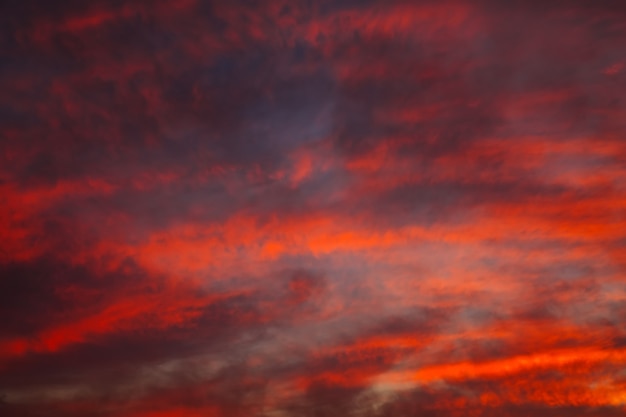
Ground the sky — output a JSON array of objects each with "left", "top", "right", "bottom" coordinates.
[{"left": 1, "top": 0, "right": 625, "bottom": 416}]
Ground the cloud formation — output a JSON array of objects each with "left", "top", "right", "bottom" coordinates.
[{"left": 1, "top": 0, "right": 625, "bottom": 415}]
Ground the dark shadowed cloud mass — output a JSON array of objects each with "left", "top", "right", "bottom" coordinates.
[{"left": 1, "top": 0, "right": 626, "bottom": 415}]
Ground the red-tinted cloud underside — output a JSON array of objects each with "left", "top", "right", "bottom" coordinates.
[{"left": 1, "top": 0, "right": 626, "bottom": 416}]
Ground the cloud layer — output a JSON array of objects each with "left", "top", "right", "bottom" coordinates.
[{"left": 1, "top": 0, "right": 625, "bottom": 415}]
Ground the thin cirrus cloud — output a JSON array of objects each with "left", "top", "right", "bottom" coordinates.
[{"left": 1, "top": 0, "right": 625, "bottom": 416}]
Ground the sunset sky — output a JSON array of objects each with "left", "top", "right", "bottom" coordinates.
[{"left": 1, "top": 0, "right": 626, "bottom": 416}]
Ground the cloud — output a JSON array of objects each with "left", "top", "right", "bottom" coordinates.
[{"left": 1, "top": 0, "right": 625, "bottom": 415}]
